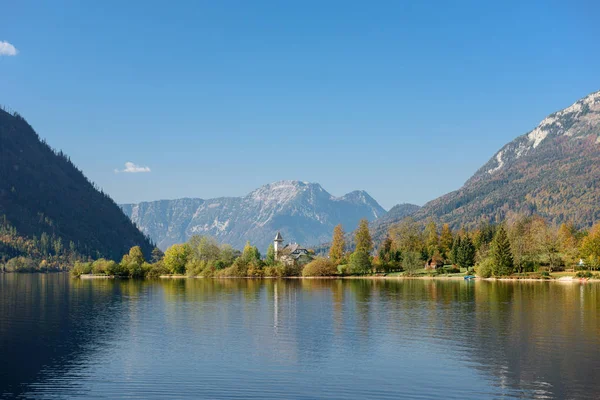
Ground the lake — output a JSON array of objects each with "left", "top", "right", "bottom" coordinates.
[{"left": 1, "top": 274, "right": 599, "bottom": 399}]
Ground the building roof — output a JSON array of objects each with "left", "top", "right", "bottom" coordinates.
[
  {"left": 282, "top": 243, "right": 309, "bottom": 258},
  {"left": 285, "top": 243, "right": 301, "bottom": 253},
  {"left": 274, "top": 232, "right": 283, "bottom": 241}
]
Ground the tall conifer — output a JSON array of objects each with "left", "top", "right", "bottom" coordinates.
[
  {"left": 354, "top": 219, "right": 373, "bottom": 254},
  {"left": 490, "top": 226, "right": 513, "bottom": 276}
]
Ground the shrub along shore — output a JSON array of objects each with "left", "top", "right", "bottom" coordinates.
[
  {"left": 65, "top": 215, "right": 600, "bottom": 281},
  {"left": 4, "top": 212, "right": 600, "bottom": 280}
]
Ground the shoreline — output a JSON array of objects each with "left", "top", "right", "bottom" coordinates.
[
  {"left": 156, "top": 275, "right": 599, "bottom": 282},
  {"left": 5, "top": 272, "right": 596, "bottom": 283}
]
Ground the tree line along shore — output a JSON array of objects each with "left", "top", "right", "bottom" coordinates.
[{"left": 2, "top": 214, "right": 600, "bottom": 280}]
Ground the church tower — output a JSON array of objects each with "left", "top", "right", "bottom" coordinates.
[{"left": 274, "top": 232, "right": 284, "bottom": 259}]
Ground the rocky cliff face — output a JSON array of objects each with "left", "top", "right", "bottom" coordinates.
[{"left": 121, "top": 180, "right": 386, "bottom": 251}]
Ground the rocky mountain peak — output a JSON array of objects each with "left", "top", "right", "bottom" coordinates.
[
  {"left": 121, "top": 181, "right": 386, "bottom": 251},
  {"left": 473, "top": 89, "right": 600, "bottom": 181},
  {"left": 248, "top": 180, "right": 324, "bottom": 202}
]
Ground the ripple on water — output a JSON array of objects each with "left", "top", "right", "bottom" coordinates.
[{"left": 1, "top": 276, "right": 600, "bottom": 399}]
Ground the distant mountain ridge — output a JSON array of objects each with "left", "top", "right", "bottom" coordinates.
[
  {"left": 121, "top": 180, "right": 386, "bottom": 251},
  {"left": 375, "top": 89, "right": 600, "bottom": 234},
  {"left": 0, "top": 108, "right": 154, "bottom": 260}
]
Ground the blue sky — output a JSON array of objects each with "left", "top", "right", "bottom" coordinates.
[{"left": 1, "top": 1, "right": 599, "bottom": 209}]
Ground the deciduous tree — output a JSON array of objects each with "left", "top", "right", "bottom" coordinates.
[
  {"left": 329, "top": 224, "right": 346, "bottom": 265},
  {"left": 439, "top": 224, "right": 453, "bottom": 259},
  {"left": 163, "top": 243, "right": 191, "bottom": 275},
  {"left": 424, "top": 220, "right": 439, "bottom": 257}
]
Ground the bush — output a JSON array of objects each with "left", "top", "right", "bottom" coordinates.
[
  {"left": 185, "top": 259, "right": 207, "bottom": 277},
  {"left": 108, "top": 261, "right": 126, "bottom": 276},
  {"left": 126, "top": 262, "right": 145, "bottom": 278},
  {"left": 247, "top": 263, "right": 264, "bottom": 277},
  {"left": 216, "top": 258, "right": 249, "bottom": 277},
  {"left": 5, "top": 257, "right": 38, "bottom": 273},
  {"left": 443, "top": 266, "right": 460, "bottom": 274},
  {"left": 263, "top": 265, "right": 283, "bottom": 277},
  {"left": 576, "top": 271, "right": 594, "bottom": 279},
  {"left": 71, "top": 261, "right": 93, "bottom": 277},
  {"left": 262, "top": 263, "right": 302, "bottom": 277},
  {"left": 349, "top": 251, "right": 372, "bottom": 275},
  {"left": 302, "top": 258, "right": 337, "bottom": 277},
  {"left": 91, "top": 259, "right": 117, "bottom": 275},
  {"left": 337, "top": 264, "right": 349, "bottom": 276},
  {"left": 145, "top": 262, "right": 169, "bottom": 278},
  {"left": 475, "top": 257, "right": 493, "bottom": 278},
  {"left": 402, "top": 251, "right": 422, "bottom": 276},
  {"left": 280, "top": 263, "right": 302, "bottom": 277},
  {"left": 200, "top": 264, "right": 216, "bottom": 278}
]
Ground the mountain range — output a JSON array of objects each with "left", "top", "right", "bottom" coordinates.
[
  {"left": 2, "top": 89, "right": 598, "bottom": 261},
  {"left": 124, "top": 90, "right": 600, "bottom": 251},
  {"left": 121, "top": 181, "right": 387, "bottom": 251}
]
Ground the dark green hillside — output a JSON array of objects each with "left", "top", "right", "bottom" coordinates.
[{"left": 0, "top": 107, "right": 153, "bottom": 261}]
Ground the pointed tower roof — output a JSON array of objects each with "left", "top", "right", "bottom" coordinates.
[{"left": 274, "top": 232, "right": 283, "bottom": 241}]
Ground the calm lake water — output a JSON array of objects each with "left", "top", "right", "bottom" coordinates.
[{"left": 1, "top": 274, "right": 599, "bottom": 399}]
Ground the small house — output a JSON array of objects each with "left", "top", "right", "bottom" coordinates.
[{"left": 425, "top": 256, "right": 444, "bottom": 270}]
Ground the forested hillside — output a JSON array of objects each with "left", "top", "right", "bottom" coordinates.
[
  {"left": 375, "top": 90, "right": 600, "bottom": 235},
  {"left": 0, "top": 107, "right": 154, "bottom": 263}
]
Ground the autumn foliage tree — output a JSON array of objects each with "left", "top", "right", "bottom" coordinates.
[
  {"left": 439, "top": 224, "right": 454, "bottom": 260},
  {"left": 329, "top": 224, "right": 346, "bottom": 265},
  {"left": 580, "top": 222, "right": 600, "bottom": 269}
]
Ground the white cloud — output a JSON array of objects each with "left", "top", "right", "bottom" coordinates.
[
  {"left": 115, "top": 162, "right": 151, "bottom": 173},
  {"left": 0, "top": 41, "right": 18, "bottom": 56}
]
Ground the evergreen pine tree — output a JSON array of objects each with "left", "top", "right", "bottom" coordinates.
[
  {"left": 490, "top": 226, "right": 514, "bottom": 276},
  {"left": 354, "top": 219, "right": 373, "bottom": 254},
  {"left": 457, "top": 236, "right": 475, "bottom": 270},
  {"left": 378, "top": 235, "right": 393, "bottom": 264},
  {"left": 451, "top": 236, "right": 461, "bottom": 265},
  {"left": 266, "top": 243, "right": 275, "bottom": 266}
]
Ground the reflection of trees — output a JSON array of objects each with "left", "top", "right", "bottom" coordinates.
[
  {"left": 3, "top": 275, "right": 599, "bottom": 399},
  {"left": 0, "top": 273, "right": 136, "bottom": 398},
  {"left": 468, "top": 281, "right": 600, "bottom": 398},
  {"left": 272, "top": 278, "right": 600, "bottom": 398}
]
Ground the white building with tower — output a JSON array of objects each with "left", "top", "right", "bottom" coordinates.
[{"left": 273, "top": 232, "right": 311, "bottom": 265}]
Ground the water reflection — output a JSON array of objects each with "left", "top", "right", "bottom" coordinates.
[{"left": 1, "top": 275, "right": 599, "bottom": 399}]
